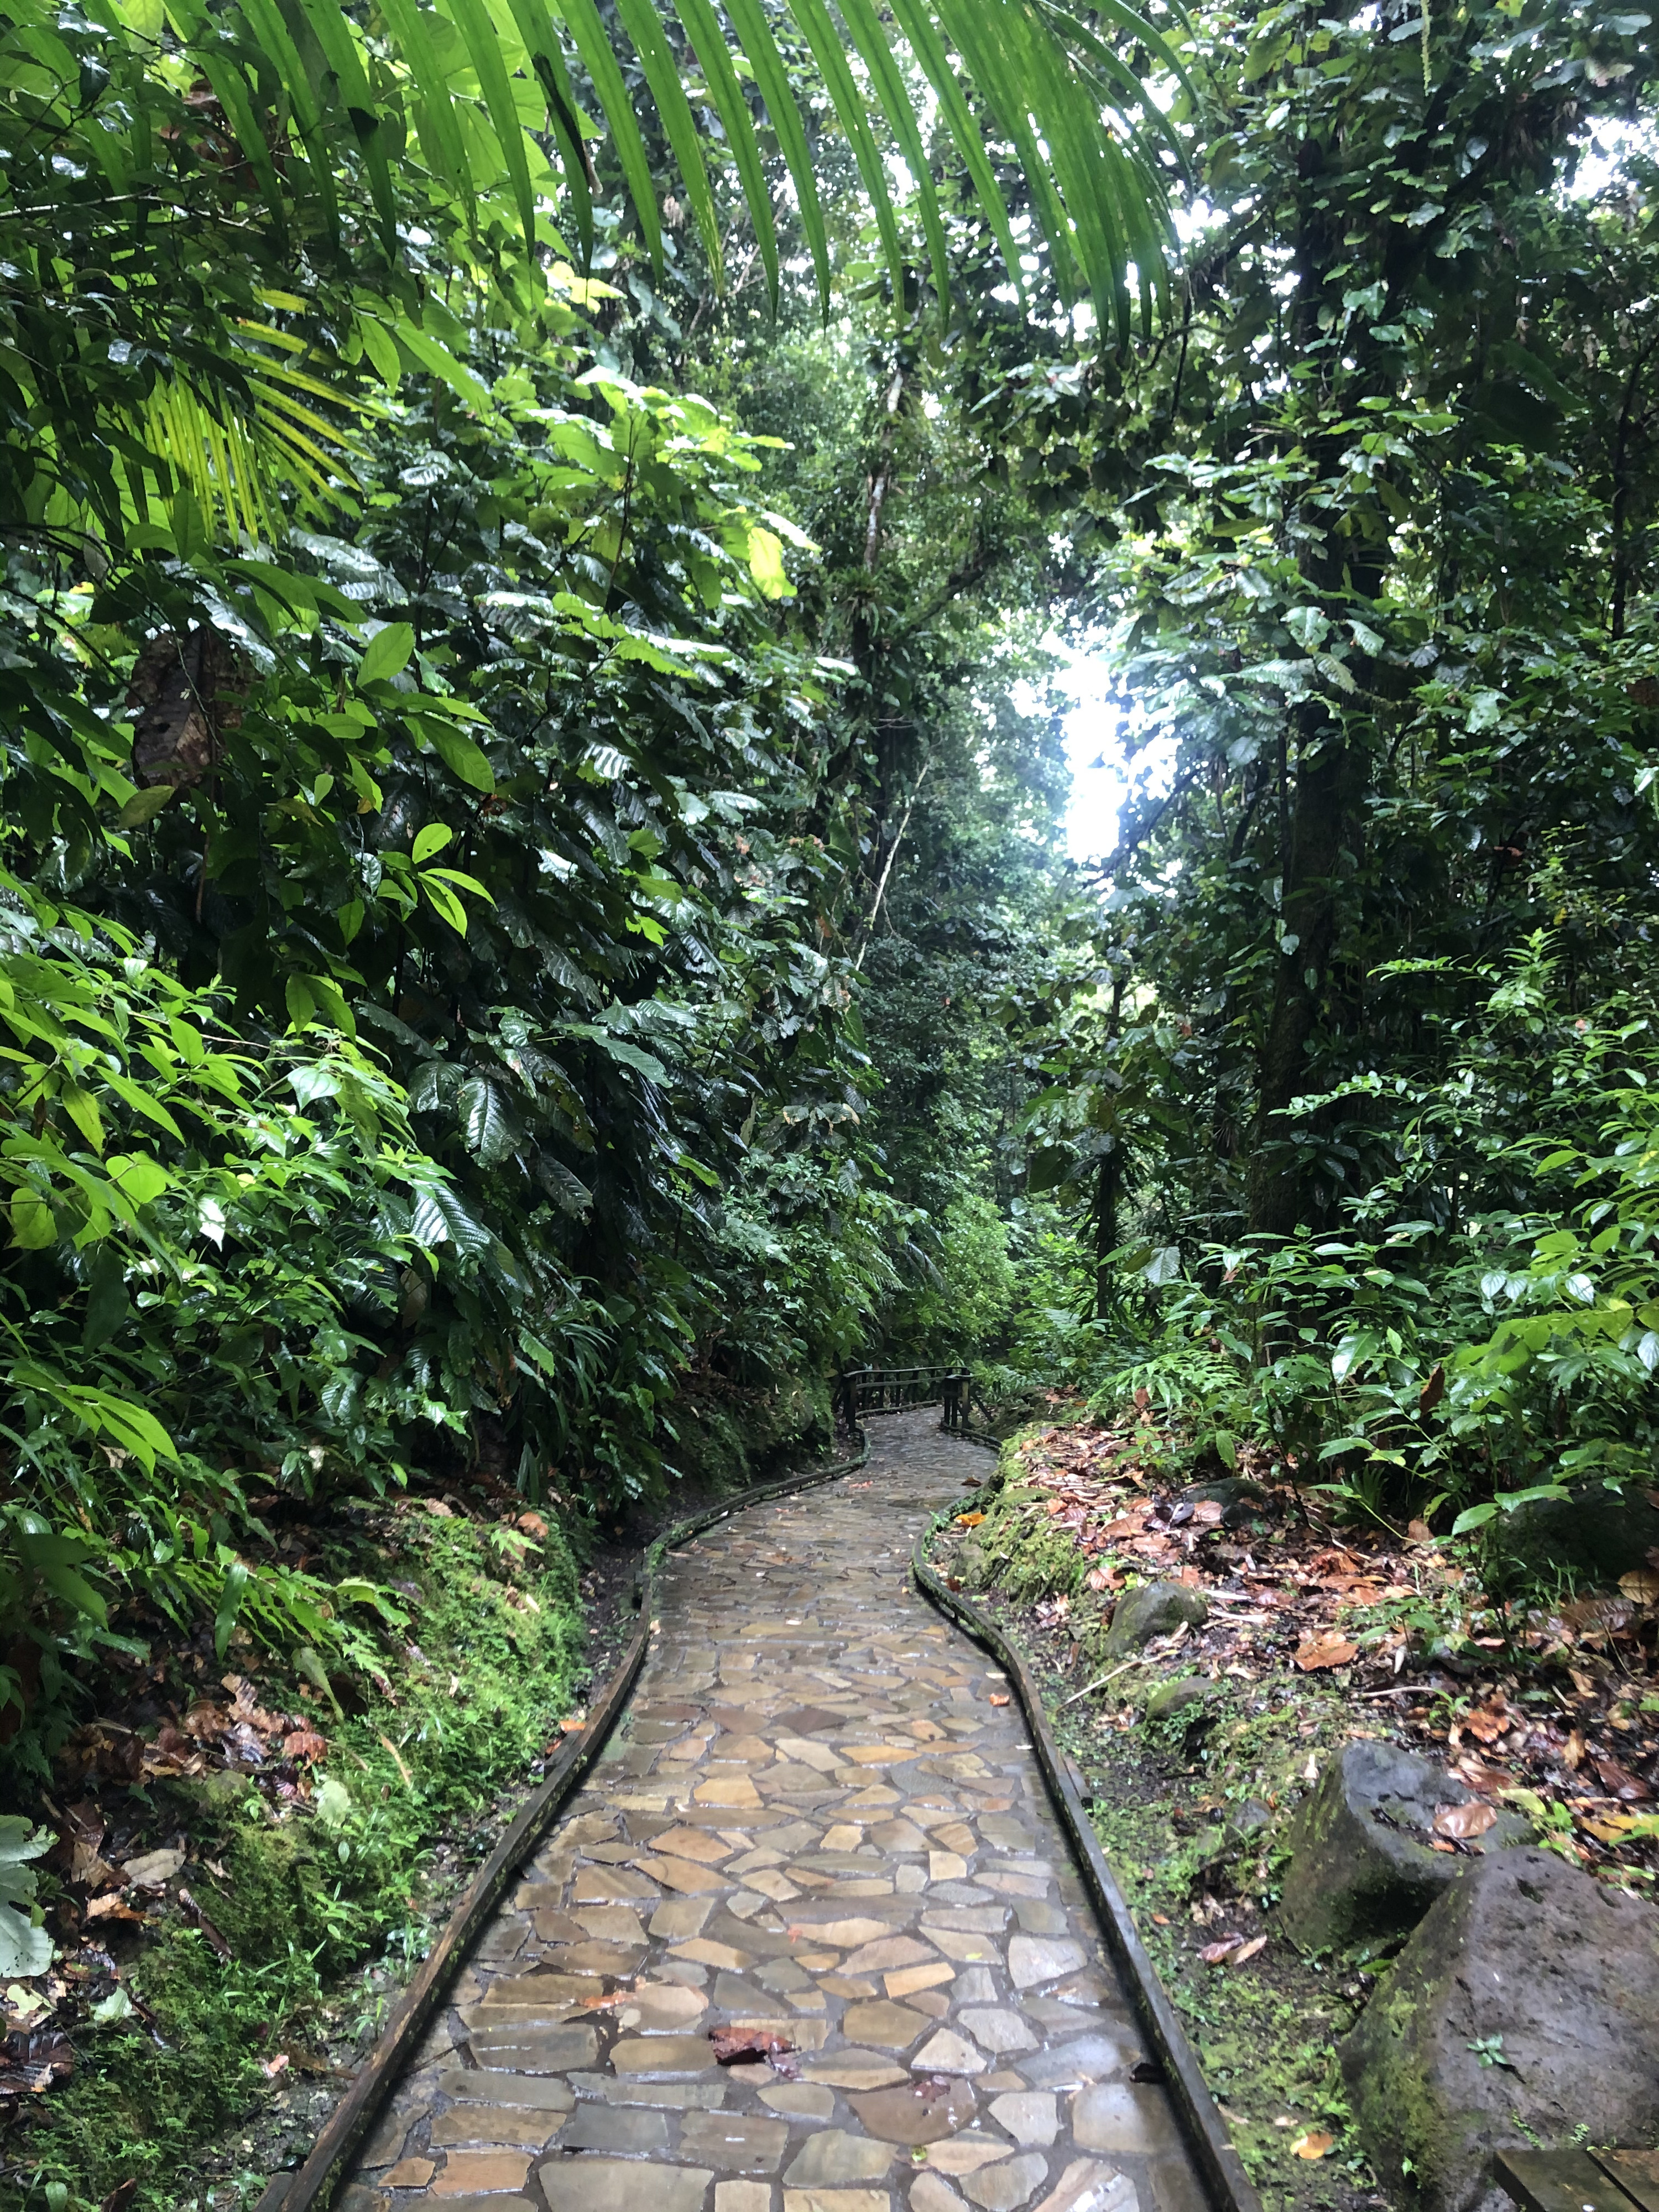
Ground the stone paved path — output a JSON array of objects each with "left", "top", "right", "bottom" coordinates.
[{"left": 341, "top": 1410, "right": 1202, "bottom": 2212}]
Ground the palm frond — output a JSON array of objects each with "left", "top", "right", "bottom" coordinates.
[{"left": 156, "top": 0, "right": 1181, "bottom": 327}]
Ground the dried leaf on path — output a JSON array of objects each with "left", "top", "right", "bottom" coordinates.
[
  {"left": 709, "top": 2027, "right": 793, "bottom": 2065},
  {"left": 1618, "top": 1568, "right": 1659, "bottom": 1605},
  {"left": 989, "top": 1694, "right": 1010, "bottom": 1708},
  {"left": 1293, "top": 1632, "right": 1358, "bottom": 1671},
  {"left": 1229, "top": 1934, "right": 1267, "bottom": 1966}
]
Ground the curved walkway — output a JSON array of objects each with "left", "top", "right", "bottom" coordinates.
[{"left": 340, "top": 1410, "right": 1203, "bottom": 2212}]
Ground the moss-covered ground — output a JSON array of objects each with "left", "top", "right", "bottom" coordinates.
[{"left": 2, "top": 1504, "right": 586, "bottom": 2212}]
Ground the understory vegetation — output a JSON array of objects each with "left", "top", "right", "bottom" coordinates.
[{"left": 3, "top": 0, "right": 1659, "bottom": 2197}]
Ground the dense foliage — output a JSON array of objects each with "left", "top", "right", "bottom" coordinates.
[{"left": 1004, "top": 0, "right": 1659, "bottom": 1561}]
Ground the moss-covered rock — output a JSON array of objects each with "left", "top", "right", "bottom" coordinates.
[
  {"left": 1142, "top": 1674, "right": 1215, "bottom": 1728},
  {"left": 1493, "top": 1482, "right": 1659, "bottom": 1589},
  {"left": 1101, "top": 1579, "right": 1208, "bottom": 1657},
  {"left": 1278, "top": 1740, "right": 1529, "bottom": 1954},
  {"left": 1340, "top": 1846, "right": 1659, "bottom": 2212}
]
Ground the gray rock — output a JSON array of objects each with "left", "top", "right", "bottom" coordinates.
[
  {"left": 1340, "top": 1846, "right": 1659, "bottom": 2212},
  {"left": 1141, "top": 1677, "right": 1214, "bottom": 1729},
  {"left": 1278, "top": 1741, "right": 1528, "bottom": 1953},
  {"left": 1100, "top": 1583, "right": 1208, "bottom": 1659},
  {"left": 1495, "top": 1481, "right": 1659, "bottom": 1585},
  {"left": 1175, "top": 1477, "right": 1265, "bottom": 1528}
]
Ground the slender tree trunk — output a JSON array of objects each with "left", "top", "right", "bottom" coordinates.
[
  {"left": 1248, "top": 708, "right": 1359, "bottom": 1235},
  {"left": 1092, "top": 1148, "right": 1121, "bottom": 1321}
]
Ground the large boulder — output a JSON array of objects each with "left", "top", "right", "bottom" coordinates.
[
  {"left": 1100, "top": 1580, "right": 1208, "bottom": 1658},
  {"left": 1278, "top": 1741, "right": 1529, "bottom": 1953},
  {"left": 1340, "top": 1846, "right": 1659, "bottom": 2212}
]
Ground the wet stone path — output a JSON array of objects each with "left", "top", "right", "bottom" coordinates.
[{"left": 341, "top": 1411, "right": 1202, "bottom": 2212}]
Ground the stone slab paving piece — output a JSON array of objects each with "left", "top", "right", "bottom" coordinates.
[
  {"left": 784, "top": 2193, "right": 893, "bottom": 2212},
  {"left": 431, "top": 2150, "right": 531, "bottom": 2194},
  {"left": 557, "top": 2101, "right": 672, "bottom": 2151},
  {"left": 339, "top": 1412, "right": 1197, "bottom": 2212},
  {"left": 914, "top": 2177, "right": 972, "bottom": 2212},
  {"left": 1034, "top": 2162, "right": 1139, "bottom": 2212},
  {"left": 962, "top": 2152, "right": 1052, "bottom": 2211},
  {"left": 717, "top": 2186, "right": 773, "bottom": 2212},
  {"left": 785, "top": 2132, "right": 896, "bottom": 2185},
  {"left": 989, "top": 2093, "right": 1059, "bottom": 2147},
  {"left": 540, "top": 2159, "right": 713, "bottom": 2212},
  {"left": 679, "top": 2110, "right": 791, "bottom": 2171},
  {"left": 926, "top": 2134, "right": 1021, "bottom": 2176},
  {"left": 850, "top": 2078, "right": 977, "bottom": 2145},
  {"left": 1071, "top": 2085, "right": 1182, "bottom": 2155},
  {"left": 428, "top": 2108, "right": 557, "bottom": 2150}
]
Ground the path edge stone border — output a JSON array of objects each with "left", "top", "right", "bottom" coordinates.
[
  {"left": 911, "top": 1493, "right": 1265, "bottom": 2212},
  {"left": 255, "top": 1431, "right": 871, "bottom": 2212}
]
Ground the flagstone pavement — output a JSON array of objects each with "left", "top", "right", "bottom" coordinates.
[{"left": 338, "top": 1409, "right": 1206, "bottom": 2212}]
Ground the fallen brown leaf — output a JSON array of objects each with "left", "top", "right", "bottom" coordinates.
[
  {"left": 1592, "top": 1750, "right": 1653, "bottom": 1802},
  {"left": 1293, "top": 1633, "right": 1359, "bottom": 1672},
  {"left": 1198, "top": 1934, "right": 1246, "bottom": 1965},
  {"left": 0, "top": 2029, "right": 74, "bottom": 2098},
  {"left": 1462, "top": 1703, "right": 1510, "bottom": 1745},
  {"left": 1434, "top": 1801, "right": 1498, "bottom": 1840},
  {"left": 1618, "top": 1567, "right": 1659, "bottom": 1606},
  {"left": 709, "top": 2027, "right": 793, "bottom": 2065},
  {"left": 1293, "top": 2132, "right": 1335, "bottom": 2160},
  {"left": 988, "top": 1694, "right": 1010, "bottom": 1708},
  {"left": 282, "top": 1729, "right": 327, "bottom": 1765},
  {"left": 1563, "top": 1730, "right": 1585, "bottom": 1770},
  {"left": 1228, "top": 1934, "right": 1267, "bottom": 1966},
  {"left": 84, "top": 1894, "right": 144, "bottom": 1924}
]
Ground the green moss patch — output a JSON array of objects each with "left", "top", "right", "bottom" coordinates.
[{"left": 1, "top": 1506, "right": 583, "bottom": 2212}]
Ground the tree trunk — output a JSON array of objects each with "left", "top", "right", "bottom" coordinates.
[{"left": 1248, "top": 708, "right": 1359, "bottom": 1237}]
